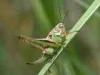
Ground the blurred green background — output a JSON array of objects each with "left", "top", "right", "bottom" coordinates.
[{"left": 0, "top": 0, "right": 100, "bottom": 75}]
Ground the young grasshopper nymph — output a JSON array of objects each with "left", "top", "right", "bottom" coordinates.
[{"left": 18, "top": 23, "right": 67, "bottom": 64}]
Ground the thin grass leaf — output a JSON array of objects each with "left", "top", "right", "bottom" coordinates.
[
  {"left": 75, "top": 0, "right": 100, "bottom": 17},
  {"left": 38, "top": 0, "right": 100, "bottom": 75}
]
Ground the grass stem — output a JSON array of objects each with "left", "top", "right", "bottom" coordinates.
[{"left": 38, "top": 0, "right": 100, "bottom": 75}]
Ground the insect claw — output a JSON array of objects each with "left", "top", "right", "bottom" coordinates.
[
  {"left": 26, "top": 62, "right": 35, "bottom": 65},
  {"left": 26, "top": 62, "right": 32, "bottom": 65}
]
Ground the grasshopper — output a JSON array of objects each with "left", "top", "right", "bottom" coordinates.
[{"left": 18, "top": 23, "right": 67, "bottom": 64}]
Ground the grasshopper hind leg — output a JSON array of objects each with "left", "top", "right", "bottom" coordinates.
[{"left": 26, "top": 54, "right": 48, "bottom": 65}]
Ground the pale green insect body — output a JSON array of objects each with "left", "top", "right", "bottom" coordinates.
[
  {"left": 18, "top": 23, "right": 67, "bottom": 64},
  {"left": 51, "top": 34, "right": 62, "bottom": 43},
  {"left": 43, "top": 35, "right": 64, "bottom": 55}
]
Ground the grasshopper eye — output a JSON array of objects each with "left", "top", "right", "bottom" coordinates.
[{"left": 48, "top": 34, "right": 52, "bottom": 38}]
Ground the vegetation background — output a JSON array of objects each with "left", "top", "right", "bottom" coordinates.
[{"left": 0, "top": 0, "right": 100, "bottom": 75}]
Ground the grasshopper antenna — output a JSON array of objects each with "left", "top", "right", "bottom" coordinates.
[
  {"left": 56, "top": 0, "right": 68, "bottom": 24},
  {"left": 58, "top": 8, "right": 64, "bottom": 23}
]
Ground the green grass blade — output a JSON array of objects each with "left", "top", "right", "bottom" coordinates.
[{"left": 38, "top": 0, "right": 100, "bottom": 75}]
